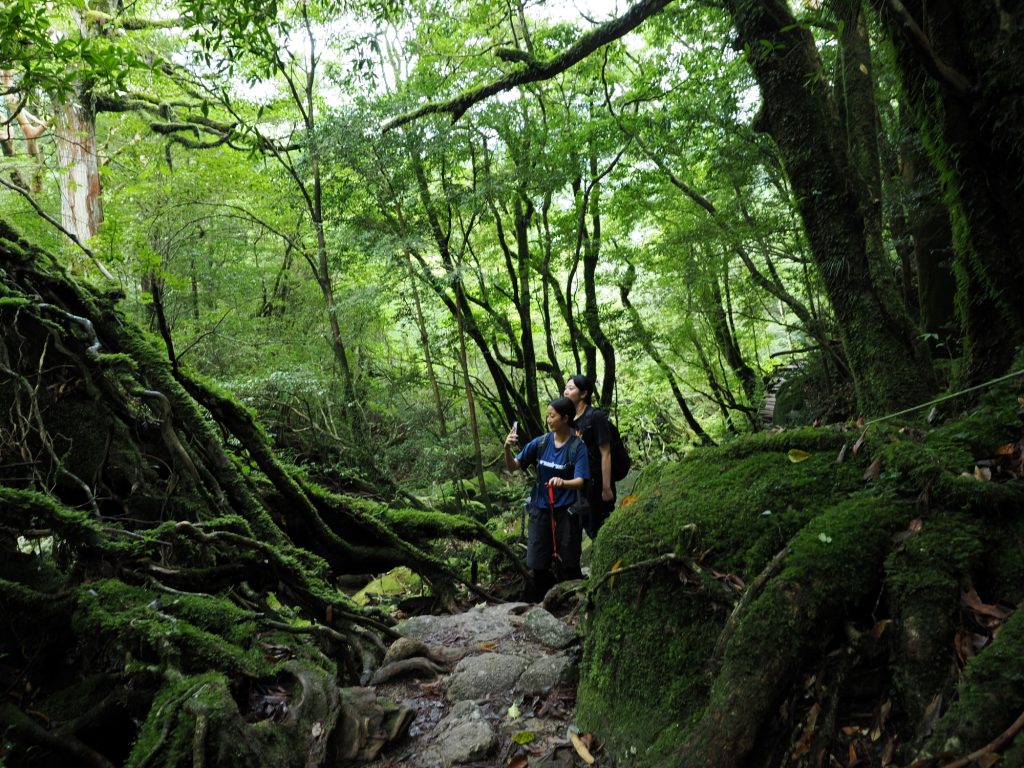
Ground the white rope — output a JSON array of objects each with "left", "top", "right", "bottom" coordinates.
[{"left": 864, "top": 367, "right": 1024, "bottom": 427}]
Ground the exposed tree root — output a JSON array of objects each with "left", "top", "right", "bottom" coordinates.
[{"left": 0, "top": 221, "right": 526, "bottom": 766}]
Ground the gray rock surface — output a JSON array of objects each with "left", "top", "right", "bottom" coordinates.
[
  {"left": 516, "top": 652, "right": 578, "bottom": 695},
  {"left": 446, "top": 652, "right": 529, "bottom": 701},
  {"left": 436, "top": 701, "right": 496, "bottom": 764},
  {"left": 396, "top": 602, "right": 527, "bottom": 645},
  {"left": 522, "top": 607, "right": 578, "bottom": 649},
  {"left": 364, "top": 601, "right": 584, "bottom": 768}
]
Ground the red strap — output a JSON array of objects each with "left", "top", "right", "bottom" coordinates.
[{"left": 547, "top": 482, "right": 560, "bottom": 562}]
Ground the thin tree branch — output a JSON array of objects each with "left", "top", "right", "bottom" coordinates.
[
  {"left": 884, "top": 0, "right": 973, "bottom": 97},
  {"left": 0, "top": 177, "right": 114, "bottom": 279}
]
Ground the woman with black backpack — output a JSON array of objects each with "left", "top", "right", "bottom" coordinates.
[
  {"left": 503, "top": 397, "right": 590, "bottom": 602},
  {"left": 563, "top": 375, "right": 617, "bottom": 539}
]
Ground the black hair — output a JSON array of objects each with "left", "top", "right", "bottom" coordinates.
[
  {"left": 549, "top": 396, "right": 577, "bottom": 427},
  {"left": 569, "top": 374, "right": 595, "bottom": 405}
]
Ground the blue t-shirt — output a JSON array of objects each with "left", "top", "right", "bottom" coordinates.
[{"left": 516, "top": 433, "right": 590, "bottom": 508}]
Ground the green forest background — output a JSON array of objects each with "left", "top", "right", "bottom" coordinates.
[{"left": 4, "top": 0, "right": 1024, "bottom": 766}]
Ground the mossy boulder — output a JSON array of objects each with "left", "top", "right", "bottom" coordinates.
[{"left": 576, "top": 388, "right": 1024, "bottom": 767}]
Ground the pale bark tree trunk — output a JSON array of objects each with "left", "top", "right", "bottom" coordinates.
[
  {"left": 54, "top": 11, "right": 104, "bottom": 243},
  {"left": 407, "top": 255, "right": 448, "bottom": 437}
]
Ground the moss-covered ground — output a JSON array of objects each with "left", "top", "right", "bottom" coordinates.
[{"left": 577, "top": 376, "right": 1024, "bottom": 767}]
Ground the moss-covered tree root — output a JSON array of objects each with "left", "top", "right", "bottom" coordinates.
[
  {"left": 0, "top": 220, "right": 523, "bottom": 766},
  {"left": 577, "top": 383, "right": 1024, "bottom": 767}
]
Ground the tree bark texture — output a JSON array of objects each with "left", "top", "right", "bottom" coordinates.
[
  {"left": 725, "top": 0, "right": 933, "bottom": 414},
  {"left": 878, "top": 0, "right": 1024, "bottom": 382}
]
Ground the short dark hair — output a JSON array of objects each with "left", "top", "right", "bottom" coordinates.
[
  {"left": 569, "top": 374, "right": 595, "bottom": 404},
  {"left": 549, "top": 396, "right": 577, "bottom": 426}
]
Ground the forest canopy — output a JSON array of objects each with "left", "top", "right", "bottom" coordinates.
[{"left": 2, "top": 0, "right": 1024, "bottom": 766}]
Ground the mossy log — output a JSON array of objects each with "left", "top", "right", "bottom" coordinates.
[
  {"left": 577, "top": 386, "right": 1024, "bottom": 767},
  {"left": 0, "top": 221, "right": 517, "bottom": 766}
]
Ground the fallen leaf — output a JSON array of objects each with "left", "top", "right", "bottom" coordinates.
[
  {"left": 788, "top": 448, "right": 812, "bottom": 463},
  {"left": 995, "top": 443, "right": 1017, "bottom": 455},
  {"left": 871, "top": 699, "right": 892, "bottom": 741},
  {"left": 513, "top": 731, "right": 536, "bottom": 745},
  {"left": 507, "top": 701, "right": 522, "bottom": 720},
  {"left": 863, "top": 458, "right": 882, "bottom": 479},
  {"left": 609, "top": 559, "right": 623, "bottom": 589},
  {"left": 569, "top": 731, "right": 596, "bottom": 765},
  {"left": 973, "top": 465, "right": 992, "bottom": 481},
  {"left": 922, "top": 693, "right": 943, "bottom": 736},
  {"left": 961, "top": 588, "right": 1010, "bottom": 620},
  {"left": 479, "top": 641, "right": 498, "bottom": 651},
  {"left": 871, "top": 620, "right": 892, "bottom": 640},
  {"left": 859, "top": 63, "right": 869, "bottom": 74},
  {"left": 882, "top": 737, "right": 896, "bottom": 766},
  {"left": 619, "top": 494, "right": 638, "bottom": 507},
  {"left": 892, "top": 519, "right": 924, "bottom": 544},
  {"left": 837, "top": 443, "right": 848, "bottom": 463},
  {"left": 853, "top": 431, "right": 867, "bottom": 454},
  {"left": 508, "top": 756, "right": 529, "bottom": 768},
  {"left": 849, "top": 741, "right": 860, "bottom": 766},
  {"left": 955, "top": 630, "right": 975, "bottom": 664}
]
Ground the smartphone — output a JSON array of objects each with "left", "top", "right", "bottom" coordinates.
[{"left": 511, "top": 421, "right": 518, "bottom": 434}]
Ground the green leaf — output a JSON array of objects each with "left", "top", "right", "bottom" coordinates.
[{"left": 787, "top": 449, "right": 812, "bottom": 463}]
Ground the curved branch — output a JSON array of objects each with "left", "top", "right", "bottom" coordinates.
[{"left": 382, "top": 0, "right": 676, "bottom": 130}]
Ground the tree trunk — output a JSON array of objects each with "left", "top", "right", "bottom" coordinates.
[
  {"left": 878, "top": 0, "right": 1024, "bottom": 382},
  {"left": 407, "top": 255, "right": 448, "bottom": 437},
  {"left": 54, "top": 10, "right": 105, "bottom": 243},
  {"left": 514, "top": 194, "right": 540, "bottom": 420},
  {"left": 582, "top": 153, "right": 616, "bottom": 408},
  {"left": 900, "top": 118, "right": 956, "bottom": 347},
  {"left": 724, "top": 0, "right": 933, "bottom": 414},
  {"left": 55, "top": 96, "right": 102, "bottom": 242}
]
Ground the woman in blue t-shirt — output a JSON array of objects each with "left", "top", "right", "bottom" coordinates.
[{"left": 503, "top": 397, "right": 590, "bottom": 601}]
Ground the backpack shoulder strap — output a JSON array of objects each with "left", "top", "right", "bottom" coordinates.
[{"left": 570, "top": 435, "right": 585, "bottom": 465}]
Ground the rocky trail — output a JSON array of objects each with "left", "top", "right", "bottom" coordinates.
[{"left": 357, "top": 593, "right": 600, "bottom": 768}]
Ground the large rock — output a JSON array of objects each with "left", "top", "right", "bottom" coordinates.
[
  {"left": 522, "top": 607, "right": 578, "bottom": 649},
  {"left": 446, "top": 653, "right": 529, "bottom": 701},
  {"left": 516, "top": 652, "right": 578, "bottom": 695},
  {"left": 436, "top": 700, "right": 497, "bottom": 764},
  {"left": 397, "top": 602, "right": 526, "bottom": 646}
]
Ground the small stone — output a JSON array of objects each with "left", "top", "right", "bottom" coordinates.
[
  {"left": 438, "top": 719, "right": 497, "bottom": 764},
  {"left": 522, "top": 608, "right": 578, "bottom": 649},
  {"left": 516, "top": 653, "right": 578, "bottom": 695}
]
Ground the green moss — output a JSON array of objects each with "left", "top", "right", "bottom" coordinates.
[
  {"left": 590, "top": 429, "right": 862, "bottom": 581},
  {"left": 986, "top": 512, "right": 1024, "bottom": 604},
  {"left": 0, "top": 296, "right": 33, "bottom": 309},
  {"left": 578, "top": 429, "right": 876, "bottom": 763},
  {"left": 927, "top": 608, "right": 1024, "bottom": 757},
  {"left": 127, "top": 672, "right": 224, "bottom": 768},
  {"left": 73, "top": 579, "right": 273, "bottom": 677}
]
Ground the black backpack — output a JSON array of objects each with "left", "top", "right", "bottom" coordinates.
[
  {"left": 608, "top": 420, "right": 631, "bottom": 482},
  {"left": 577, "top": 407, "right": 631, "bottom": 483}
]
